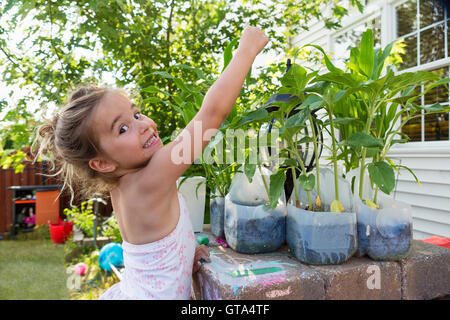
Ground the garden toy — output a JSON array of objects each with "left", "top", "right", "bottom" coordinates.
[
  {"left": 196, "top": 235, "right": 209, "bottom": 246},
  {"left": 74, "top": 262, "right": 88, "bottom": 276},
  {"left": 99, "top": 243, "right": 124, "bottom": 272}
]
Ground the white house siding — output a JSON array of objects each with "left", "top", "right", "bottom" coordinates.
[
  {"left": 292, "top": 0, "right": 450, "bottom": 240},
  {"left": 388, "top": 144, "right": 450, "bottom": 239}
]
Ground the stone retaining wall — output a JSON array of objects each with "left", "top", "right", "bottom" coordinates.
[{"left": 192, "top": 227, "right": 450, "bottom": 300}]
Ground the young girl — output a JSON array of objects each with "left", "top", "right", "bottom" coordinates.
[{"left": 34, "top": 26, "right": 268, "bottom": 299}]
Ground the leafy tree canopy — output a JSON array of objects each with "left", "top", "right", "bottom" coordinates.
[{"left": 0, "top": 0, "right": 363, "bottom": 172}]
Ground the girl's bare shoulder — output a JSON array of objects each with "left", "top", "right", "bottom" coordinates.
[{"left": 111, "top": 174, "right": 179, "bottom": 244}]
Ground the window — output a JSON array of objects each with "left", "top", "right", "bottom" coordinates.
[{"left": 396, "top": 0, "right": 450, "bottom": 142}]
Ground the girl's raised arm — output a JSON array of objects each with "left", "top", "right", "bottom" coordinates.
[{"left": 140, "top": 26, "right": 268, "bottom": 192}]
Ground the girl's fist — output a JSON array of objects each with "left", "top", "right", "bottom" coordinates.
[
  {"left": 237, "top": 25, "right": 269, "bottom": 57},
  {"left": 193, "top": 244, "right": 210, "bottom": 274}
]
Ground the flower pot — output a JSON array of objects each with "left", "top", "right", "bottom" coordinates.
[
  {"left": 286, "top": 205, "right": 357, "bottom": 265},
  {"left": 355, "top": 197, "right": 412, "bottom": 261},
  {"left": 210, "top": 196, "right": 225, "bottom": 238},
  {"left": 177, "top": 176, "right": 206, "bottom": 232},
  {"left": 224, "top": 194, "right": 286, "bottom": 254},
  {"left": 286, "top": 167, "right": 357, "bottom": 264}
]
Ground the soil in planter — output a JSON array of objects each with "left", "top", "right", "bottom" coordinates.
[
  {"left": 357, "top": 221, "right": 412, "bottom": 260},
  {"left": 286, "top": 206, "right": 357, "bottom": 265},
  {"left": 224, "top": 193, "right": 286, "bottom": 254},
  {"left": 356, "top": 198, "right": 413, "bottom": 261},
  {"left": 227, "top": 213, "right": 285, "bottom": 254}
]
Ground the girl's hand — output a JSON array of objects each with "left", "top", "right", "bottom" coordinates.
[
  {"left": 237, "top": 25, "right": 269, "bottom": 58},
  {"left": 193, "top": 244, "right": 211, "bottom": 274}
]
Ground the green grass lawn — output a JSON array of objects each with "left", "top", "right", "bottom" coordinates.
[{"left": 0, "top": 239, "right": 70, "bottom": 300}]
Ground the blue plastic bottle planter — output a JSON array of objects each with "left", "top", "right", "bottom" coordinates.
[
  {"left": 224, "top": 194, "right": 286, "bottom": 254},
  {"left": 210, "top": 196, "right": 225, "bottom": 238},
  {"left": 355, "top": 198, "right": 412, "bottom": 261},
  {"left": 286, "top": 205, "right": 357, "bottom": 265}
]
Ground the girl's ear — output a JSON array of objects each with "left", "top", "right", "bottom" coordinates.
[{"left": 88, "top": 157, "right": 116, "bottom": 173}]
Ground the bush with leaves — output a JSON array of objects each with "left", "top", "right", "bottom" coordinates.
[{"left": 64, "top": 200, "right": 100, "bottom": 238}]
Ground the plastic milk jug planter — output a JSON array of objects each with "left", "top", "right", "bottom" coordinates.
[
  {"left": 224, "top": 169, "right": 286, "bottom": 254},
  {"left": 177, "top": 176, "right": 206, "bottom": 232},
  {"left": 286, "top": 168, "right": 357, "bottom": 265},
  {"left": 210, "top": 195, "right": 225, "bottom": 238},
  {"left": 224, "top": 194, "right": 286, "bottom": 254},
  {"left": 355, "top": 197, "right": 413, "bottom": 261}
]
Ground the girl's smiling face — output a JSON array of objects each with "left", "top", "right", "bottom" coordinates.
[{"left": 88, "top": 91, "right": 162, "bottom": 176}]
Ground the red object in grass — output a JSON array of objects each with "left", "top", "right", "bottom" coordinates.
[
  {"left": 419, "top": 236, "right": 450, "bottom": 249},
  {"left": 48, "top": 218, "right": 73, "bottom": 244}
]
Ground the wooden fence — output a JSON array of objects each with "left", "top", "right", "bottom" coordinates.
[{"left": 0, "top": 161, "right": 112, "bottom": 238}]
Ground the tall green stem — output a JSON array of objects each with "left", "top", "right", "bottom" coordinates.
[
  {"left": 290, "top": 140, "right": 312, "bottom": 208},
  {"left": 292, "top": 167, "right": 300, "bottom": 207},
  {"left": 373, "top": 186, "right": 379, "bottom": 204},
  {"left": 258, "top": 164, "right": 270, "bottom": 201},
  {"left": 327, "top": 108, "right": 339, "bottom": 201},
  {"left": 359, "top": 113, "right": 374, "bottom": 200}
]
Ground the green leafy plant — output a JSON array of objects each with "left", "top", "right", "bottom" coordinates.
[
  {"left": 260, "top": 63, "right": 326, "bottom": 211},
  {"left": 308, "top": 29, "right": 450, "bottom": 205},
  {"left": 64, "top": 200, "right": 99, "bottom": 238},
  {"left": 101, "top": 215, "right": 122, "bottom": 243}
]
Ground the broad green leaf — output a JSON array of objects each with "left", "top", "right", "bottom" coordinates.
[
  {"left": 229, "top": 108, "right": 269, "bottom": 129},
  {"left": 344, "top": 132, "right": 383, "bottom": 149},
  {"left": 368, "top": 161, "right": 396, "bottom": 194},
  {"left": 280, "top": 109, "right": 309, "bottom": 139},
  {"left": 142, "top": 85, "right": 169, "bottom": 96},
  {"left": 203, "top": 130, "right": 225, "bottom": 164},
  {"left": 316, "top": 72, "right": 359, "bottom": 88},
  {"left": 152, "top": 71, "right": 173, "bottom": 79},
  {"left": 371, "top": 40, "right": 395, "bottom": 79},
  {"left": 298, "top": 173, "right": 315, "bottom": 191},
  {"left": 269, "top": 170, "right": 287, "bottom": 209},
  {"left": 360, "top": 29, "right": 374, "bottom": 79},
  {"left": 244, "top": 163, "right": 257, "bottom": 183},
  {"left": 281, "top": 64, "right": 307, "bottom": 90},
  {"left": 223, "top": 38, "right": 239, "bottom": 72},
  {"left": 417, "top": 102, "right": 447, "bottom": 113},
  {"left": 296, "top": 94, "right": 322, "bottom": 110},
  {"left": 281, "top": 158, "right": 298, "bottom": 167},
  {"left": 173, "top": 78, "right": 192, "bottom": 93},
  {"left": 302, "top": 44, "right": 343, "bottom": 73},
  {"left": 422, "top": 77, "right": 450, "bottom": 96}
]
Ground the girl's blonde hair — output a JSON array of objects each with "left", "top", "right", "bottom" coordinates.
[{"left": 33, "top": 84, "right": 126, "bottom": 205}]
